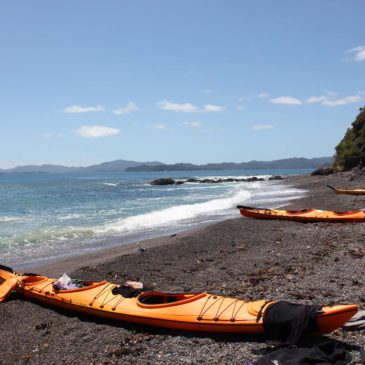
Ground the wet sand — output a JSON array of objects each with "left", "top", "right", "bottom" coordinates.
[{"left": 0, "top": 173, "right": 364, "bottom": 364}]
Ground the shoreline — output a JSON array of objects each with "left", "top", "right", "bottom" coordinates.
[
  {"left": 3, "top": 172, "right": 305, "bottom": 272},
  {"left": 1, "top": 172, "right": 364, "bottom": 364},
  {"left": 10, "top": 175, "right": 305, "bottom": 274},
  {"left": 27, "top": 175, "right": 306, "bottom": 276},
  {"left": 29, "top": 223, "right": 213, "bottom": 277}
]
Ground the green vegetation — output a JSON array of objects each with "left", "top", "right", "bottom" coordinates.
[{"left": 334, "top": 107, "right": 365, "bottom": 171}]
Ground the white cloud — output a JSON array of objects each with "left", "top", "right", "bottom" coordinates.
[
  {"left": 183, "top": 121, "right": 202, "bottom": 128},
  {"left": 268, "top": 92, "right": 363, "bottom": 107},
  {"left": 252, "top": 124, "right": 273, "bottom": 130},
  {"left": 344, "top": 46, "right": 365, "bottom": 62},
  {"left": 203, "top": 104, "right": 223, "bottom": 112},
  {"left": 157, "top": 100, "right": 198, "bottom": 113},
  {"left": 113, "top": 102, "right": 139, "bottom": 115},
  {"left": 258, "top": 92, "right": 269, "bottom": 99},
  {"left": 76, "top": 125, "right": 120, "bottom": 138},
  {"left": 269, "top": 96, "right": 302, "bottom": 105},
  {"left": 157, "top": 100, "right": 223, "bottom": 113},
  {"left": 201, "top": 89, "right": 214, "bottom": 94},
  {"left": 152, "top": 123, "right": 167, "bottom": 129},
  {"left": 322, "top": 95, "right": 362, "bottom": 106},
  {"left": 64, "top": 105, "right": 104, "bottom": 113},
  {"left": 273, "top": 92, "right": 363, "bottom": 106},
  {"left": 305, "top": 95, "right": 330, "bottom": 104}
]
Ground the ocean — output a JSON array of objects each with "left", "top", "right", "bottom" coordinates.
[{"left": 0, "top": 169, "right": 308, "bottom": 268}]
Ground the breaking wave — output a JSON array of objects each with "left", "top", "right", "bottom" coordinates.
[{"left": 98, "top": 189, "right": 251, "bottom": 233}]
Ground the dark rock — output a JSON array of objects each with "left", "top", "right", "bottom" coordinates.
[
  {"left": 152, "top": 176, "right": 269, "bottom": 185},
  {"left": 269, "top": 175, "right": 284, "bottom": 180},
  {"left": 311, "top": 167, "right": 334, "bottom": 176},
  {"left": 150, "top": 178, "right": 176, "bottom": 185},
  {"left": 246, "top": 177, "right": 264, "bottom": 182}
]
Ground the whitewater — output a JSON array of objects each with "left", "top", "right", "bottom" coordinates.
[{"left": 0, "top": 170, "right": 308, "bottom": 268}]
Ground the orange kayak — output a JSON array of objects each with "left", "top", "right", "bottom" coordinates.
[
  {"left": 237, "top": 205, "right": 365, "bottom": 222},
  {"left": 327, "top": 185, "right": 365, "bottom": 195},
  {"left": 0, "top": 266, "right": 357, "bottom": 334}
]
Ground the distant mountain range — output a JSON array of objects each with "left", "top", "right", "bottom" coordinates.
[
  {"left": 126, "top": 157, "right": 332, "bottom": 172},
  {"left": 0, "top": 157, "right": 332, "bottom": 174},
  {"left": 0, "top": 160, "right": 162, "bottom": 174}
]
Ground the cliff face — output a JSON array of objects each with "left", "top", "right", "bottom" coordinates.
[{"left": 334, "top": 107, "right": 365, "bottom": 171}]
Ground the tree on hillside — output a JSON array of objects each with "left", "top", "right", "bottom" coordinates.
[{"left": 334, "top": 107, "right": 365, "bottom": 171}]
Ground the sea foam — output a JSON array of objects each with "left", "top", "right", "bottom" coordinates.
[{"left": 98, "top": 189, "right": 251, "bottom": 233}]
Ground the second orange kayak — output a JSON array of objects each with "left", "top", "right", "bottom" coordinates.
[
  {"left": 237, "top": 205, "right": 365, "bottom": 222},
  {"left": 327, "top": 185, "right": 365, "bottom": 195}
]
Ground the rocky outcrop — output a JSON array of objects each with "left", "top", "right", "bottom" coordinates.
[
  {"left": 311, "top": 167, "right": 334, "bottom": 176},
  {"left": 150, "top": 176, "right": 283, "bottom": 185},
  {"left": 186, "top": 177, "right": 265, "bottom": 183},
  {"left": 150, "top": 178, "right": 176, "bottom": 185}
]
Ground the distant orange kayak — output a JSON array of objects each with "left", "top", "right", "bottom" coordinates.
[
  {"left": 327, "top": 185, "right": 365, "bottom": 195},
  {"left": 0, "top": 266, "right": 358, "bottom": 335},
  {"left": 237, "top": 205, "right": 365, "bottom": 222}
]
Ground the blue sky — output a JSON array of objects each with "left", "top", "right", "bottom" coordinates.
[{"left": 1, "top": 1, "right": 365, "bottom": 168}]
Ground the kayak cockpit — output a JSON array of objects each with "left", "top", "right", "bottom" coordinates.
[
  {"left": 333, "top": 210, "right": 361, "bottom": 216},
  {"left": 286, "top": 209, "right": 314, "bottom": 215},
  {"left": 21, "top": 276, "right": 49, "bottom": 286},
  {"left": 137, "top": 292, "right": 207, "bottom": 308},
  {"left": 21, "top": 275, "right": 107, "bottom": 292}
]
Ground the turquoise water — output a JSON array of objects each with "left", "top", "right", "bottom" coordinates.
[{"left": 0, "top": 169, "right": 309, "bottom": 268}]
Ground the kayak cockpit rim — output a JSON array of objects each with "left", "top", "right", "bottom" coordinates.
[{"left": 137, "top": 292, "right": 208, "bottom": 308}]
